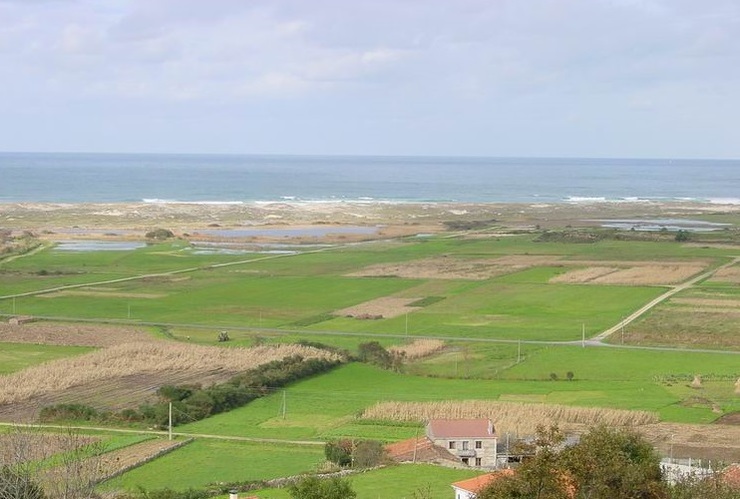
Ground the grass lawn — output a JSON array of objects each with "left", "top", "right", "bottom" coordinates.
[
  {"left": 101, "top": 439, "right": 325, "bottom": 492},
  {"left": 0, "top": 342, "right": 94, "bottom": 374},
  {"left": 249, "top": 464, "right": 482, "bottom": 499},
  {"left": 177, "top": 353, "right": 736, "bottom": 444}
]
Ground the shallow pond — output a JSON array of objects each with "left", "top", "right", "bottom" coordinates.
[{"left": 53, "top": 240, "right": 147, "bottom": 252}]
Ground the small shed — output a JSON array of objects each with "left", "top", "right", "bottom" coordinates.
[{"left": 8, "top": 315, "right": 35, "bottom": 325}]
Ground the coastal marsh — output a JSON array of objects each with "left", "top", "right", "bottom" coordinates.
[{"left": 1, "top": 204, "right": 739, "bottom": 494}]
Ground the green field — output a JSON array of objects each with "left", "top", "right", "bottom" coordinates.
[
  {"left": 4, "top": 234, "right": 734, "bottom": 341},
  {"left": 101, "top": 439, "right": 325, "bottom": 492},
  {"left": 249, "top": 464, "right": 481, "bottom": 499},
  {"left": 2, "top": 230, "right": 740, "bottom": 495},
  {"left": 0, "top": 342, "right": 94, "bottom": 374}
]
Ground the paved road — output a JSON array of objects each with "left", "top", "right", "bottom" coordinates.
[{"left": 591, "top": 256, "right": 740, "bottom": 342}]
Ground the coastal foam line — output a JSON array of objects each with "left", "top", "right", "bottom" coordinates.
[{"left": 138, "top": 196, "right": 740, "bottom": 206}]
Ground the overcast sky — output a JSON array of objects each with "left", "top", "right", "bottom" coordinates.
[{"left": 0, "top": 0, "right": 738, "bottom": 158}]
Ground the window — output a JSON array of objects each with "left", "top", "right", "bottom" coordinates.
[
  {"left": 475, "top": 440, "right": 482, "bottom": 449},
  {"left": 448, "top": 441, "right": 455, "bottom": 450},
  {"left": 462, "top": 457, "right": 469, "bottom": 465},
  {"left": 475, "top": 458, "right": 482, "bottom": 466},
  {"left": 462, "top": 441, "right": 469, "bottom": 450}
]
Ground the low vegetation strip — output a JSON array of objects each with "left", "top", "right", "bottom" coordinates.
[
  {"left": 0, "top": 343, "right": 341, "bottom": 405},
  {"left": 361, "top": 401, "right": 659, "bottom": 435},
  {"left": 40, "top": 355, "right": 343, "bottom": 428},
  {"left": 387, "top": 339, "right": 445, "bottom": 360}
]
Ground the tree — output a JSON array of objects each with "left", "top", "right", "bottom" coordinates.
[
  {"left": 353, "top": 440, "right": 387, "bottom": 468},
  {"left": 288, "top": 476, "right": 356, "bottom": 499},
  {"left": 667, "top": 473, "right": 740, "bottom": 499},
  {"left": 480, "top": 425, "right": 571, "bottom": 499},
  {"left": 324, "top": 440, "right": 352, "bottom": 467},
  {"left": 0, "top": 426, "right": 108, "bottom": 499},
  {"left": 0, "top": 467, "right": 46, "bottom": 499},
  {"left": 675, "top": 230, "right": 690, "bottom": 242},
  {"left": 478, "top": 425, "right": 668, "bottom": 499},
  {"left": 357, "top": 341, "right": 393, "bottom": 369},
  {"left": 145, "top": 228, "right": 174, "bottom": 240},
  {"left": 561, "top": 425, "right": 664, "bottom": 499}
]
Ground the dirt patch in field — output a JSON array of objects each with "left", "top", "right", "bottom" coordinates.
[
  {"left": 715, "top": 412, "right": 740, "bottom": 425},
  {"left": 709, "top": 265, "right": 740, "bottom": 284},
  {"left": 550, "top": 266, "right": 619, "bottom": 283},
  {"left": 672, "top": 298, "right": 740, "bottom": 310},
  {"left": 336, "top": 297, "right": 423, "bottom": 319},
  {"left": 639, "top": 422, "right": 740, "bottom": 463},
  {"left": 0, "top": 432, "right": 99, "bottom": 464},
  {"left": 0, "top": 368, "right": 242, "bottom": 422},
  {"left": 552, "top": 260, "right": 708, "bottom": 285},
  {"left": 0, "top": 322, "right": 157, "bottom": 347},
  {"left": 487, "top": 255, "right": 564, "bottom": 266},
  {"left": 587, "top": 264, "right": 705, "bottom": 285},
  {"left": 39, "top": 290, "right": 167, "bottom": 299},
  {"left": 347, "top": 257, "right": 532, "bottom": 280},
  {"left": 96, "top": 438, "right": 187, "bottom": 482}
]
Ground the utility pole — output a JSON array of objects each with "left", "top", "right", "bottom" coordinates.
[
  {"left": 517, "top": 340, "right": 521, "bottom": 364},
  {"left": 168, "top": 402, "right": 172, "bottom": 441},
  {"left": 282, "top": 390, "right": 286, "bottom": 420},
  {"left": 582, "top": 323, "right": 585, "bottom": 348}
]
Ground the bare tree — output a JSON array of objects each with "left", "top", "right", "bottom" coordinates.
[{"left": 1, "top": 426, "right": 109, "bottom": 499}]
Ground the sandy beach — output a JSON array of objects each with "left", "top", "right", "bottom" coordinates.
[{"left": 2, "top": 200, "right": 738, "bottom": 244}]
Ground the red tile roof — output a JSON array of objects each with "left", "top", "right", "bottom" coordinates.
[
  {"left": 451, "top": 470, "right": 514, "bottom": 493},
  {"left": 428, "top": 418, "right": 495, "bottom": 438},
  {"left": 385, "top": 436, "right": 460, "bottom": 465},
  {"left": 722, "top": 463, "right": 740, "bottom": 488}
]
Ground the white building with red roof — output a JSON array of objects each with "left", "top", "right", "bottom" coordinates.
[
  {"left": 426, "top": 418, "right": 498, "bottom": 468},
  {"left": 450, "top": 470, "right": 513, "bottom": 499}
]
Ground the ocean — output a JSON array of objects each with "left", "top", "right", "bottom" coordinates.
[{"left": 0, "top": 152, "right": 738, "bottom": 204}]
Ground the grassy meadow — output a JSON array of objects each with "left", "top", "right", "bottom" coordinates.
[
  {"left": 0, "top": 342, "right": 94, "bottom": 374},
  {"left": 2, "top": 227, "right": 739, "bottom": 495}
]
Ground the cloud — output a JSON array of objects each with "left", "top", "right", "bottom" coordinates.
[{"left": 0, "top": 0, "right": 738, "bottom": 157}]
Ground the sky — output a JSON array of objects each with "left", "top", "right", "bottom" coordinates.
[{"left": 0, "top": 0, "right": 738, "bottom": 159}]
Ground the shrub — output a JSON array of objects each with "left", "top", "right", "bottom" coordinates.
[
  {"left": 145, "top": 229, "right": 174, "bottom": 240},
  {"left": 288, "top": 476, "right": 356, "bottom": 499},
  {"left": 324, "top": 440, "right": 352, "bottom": 466},
  {"left": 0, "top": 467, "right": 46, "bottom": 499}
]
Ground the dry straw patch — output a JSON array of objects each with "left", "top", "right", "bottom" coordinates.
[
  {"left": 0, "top": 323, "right": 157, "bottom": 347},
  {"left": 709, "top": 265, "right": 740, "bottom": 284},
  {"left": 550, "top": 267, "right": 619, "bottom": 284},
  {"left": 361, "top": 400, "right": 659, "bottom": 435},
  {"left": 335, "top": 297, "right": 422, "bottom": 319},
  {"left": 39, "top": 290, "right": 166, "bottom": 299},
  {"left": 672, "top": 298, "right": 740, "bottom": 310},
  {"left": 388, "top": 339, "right": 446, "bottom": 360},
  {"left": 588, "top": 264, "right": 705, "bottom": 285},
  {"left": 346, "top": 257, "right": 531, "bottom": 280},
  {"left": 0, "top": 342, "right": 339, "bottom": 405}
]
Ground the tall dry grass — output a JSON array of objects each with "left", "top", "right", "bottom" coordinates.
[
  {"left": 388, "top": 339, "right": 445, "bottom": 360},
  {"left": 361, "top": 400, "right": 659, "bottom": 435},
  {"left": 0, "top": 342, "right": 340, "bottom": 405}
]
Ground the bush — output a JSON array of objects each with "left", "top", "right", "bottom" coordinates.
[
  {"left": 39, "top": 403, "right": 99, "bottom": 422},
  {"left": 325, "top": 440, "right": 352, "bottom": 466},
  {"left": 145, "top": 229, "right": 175, "bottom": 240},
  {"left": 0, "top": 467, "right": 46, "bottom": 499},
  {"left": 288, "top": 476, "right": 356, "bottom": 499}
]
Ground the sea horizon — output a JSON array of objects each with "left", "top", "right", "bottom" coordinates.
[{"left": 2, "top": 151, "right": 739, "bottom": 205}]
